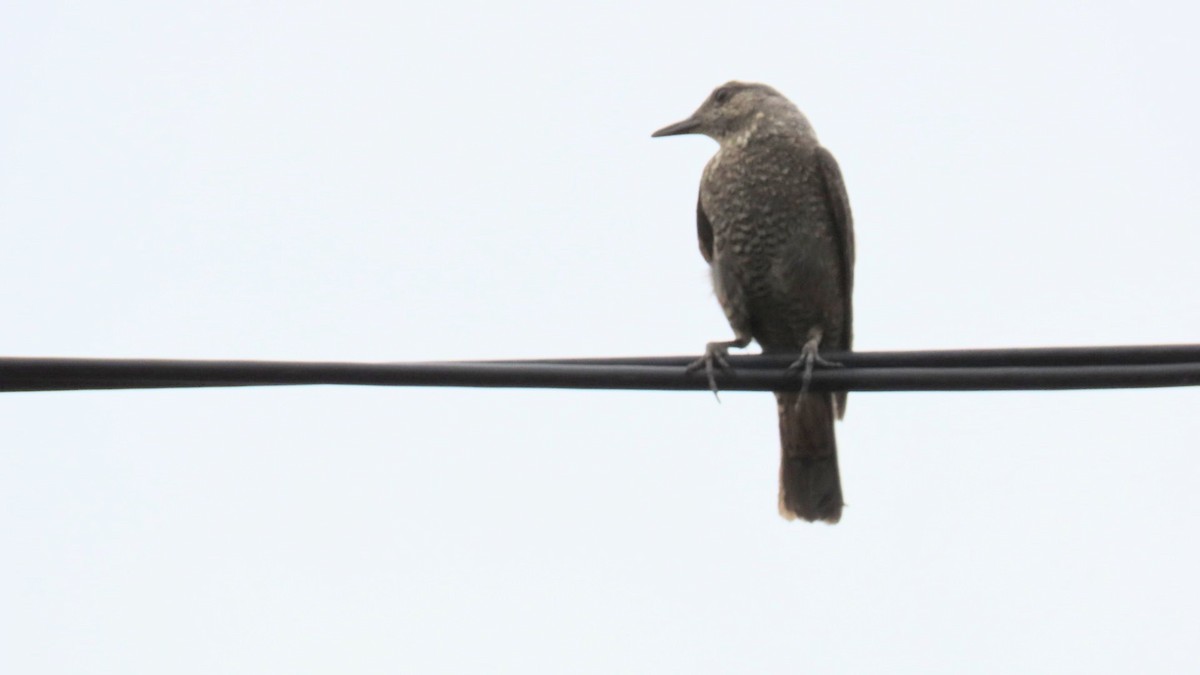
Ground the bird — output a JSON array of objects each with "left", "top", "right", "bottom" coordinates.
[{"left": 652, "top": 82, "right": 855, "bottom": 523}]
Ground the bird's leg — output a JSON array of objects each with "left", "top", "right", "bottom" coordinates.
[
  {"left": 787, "top": 327, "right": 841, "bottom": 398},
  {"left": 687, "top": 334, "right": 752, "bottom": 400}
]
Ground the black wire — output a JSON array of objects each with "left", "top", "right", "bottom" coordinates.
[
  {"left": 506, "top": 344, "right": 1200, "bottom": 368},
  {"left": 1, "top": 344, "right": 1199, "bottom": 393}
]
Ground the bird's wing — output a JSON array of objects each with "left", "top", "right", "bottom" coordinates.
[
  {"left": 695, "top": 192, "right": 715, "bottom": 264},
  {"left": 815, "top": 146, "right": 854, "bottom": 350}
]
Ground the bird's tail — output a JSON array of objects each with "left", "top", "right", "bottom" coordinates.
[{"left": 775, "top": 391, "right": 843, "bottom": 523}]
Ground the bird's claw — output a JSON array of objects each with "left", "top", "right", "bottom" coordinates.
[
  {"left": 786, "top": 338, "right": 841, "bottom": 398},
  {"left": 687, "top": 342, "right": 734, "bottom": 401}
]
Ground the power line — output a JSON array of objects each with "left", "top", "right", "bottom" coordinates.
[
  {"left": 516, "top": 343, "right": 1200, "bottom": 368},
  {"left": 2, "top": 344, "right": 1200, "bottom": 393}
]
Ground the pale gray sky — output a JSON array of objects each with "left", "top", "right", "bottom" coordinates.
[{"left": 3, "top": 1, "right": 1200, "bottom": 672}]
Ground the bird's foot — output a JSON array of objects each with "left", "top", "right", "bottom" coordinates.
[
  {"left": 786, "top": 331, "right": 841, "bottom": 398},
  {"left": 687, "top": 340, "right": 739, "bottom": 401}
]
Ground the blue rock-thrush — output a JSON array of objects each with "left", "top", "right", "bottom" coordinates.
[{"left": 653, "top": 82, "right": 855, "bottom": 522}]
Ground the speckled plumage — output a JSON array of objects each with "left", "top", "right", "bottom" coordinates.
[{"left": 653, "top": 82, "right": 855, "bottom": 523}]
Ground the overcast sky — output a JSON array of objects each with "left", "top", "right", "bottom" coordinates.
[{"left": 3, "top": 2, "right": 1200, "bottom": 672}]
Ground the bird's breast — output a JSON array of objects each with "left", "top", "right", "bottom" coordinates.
[{"left": 699, "top": 140, "right": 844, "bottom": 347}]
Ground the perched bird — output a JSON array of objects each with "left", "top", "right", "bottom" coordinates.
[{"left": 652, "top": 82, "right": 855, "bottom": 523}]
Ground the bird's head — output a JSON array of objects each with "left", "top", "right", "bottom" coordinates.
[{"left": 652, "top": 81, "right": 802, "bottom": 143}]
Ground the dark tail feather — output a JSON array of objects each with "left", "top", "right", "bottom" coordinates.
[{"left": 775, "top": 391, "right": 843, "bottom": 523}]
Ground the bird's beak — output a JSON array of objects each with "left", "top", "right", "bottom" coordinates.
[{"left": 651, "top": 116, "right": 702, "bottom": 138}]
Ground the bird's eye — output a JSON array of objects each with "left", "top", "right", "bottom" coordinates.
[{"left": 714, "top": 87, "right": 733, "bottom": 105}]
